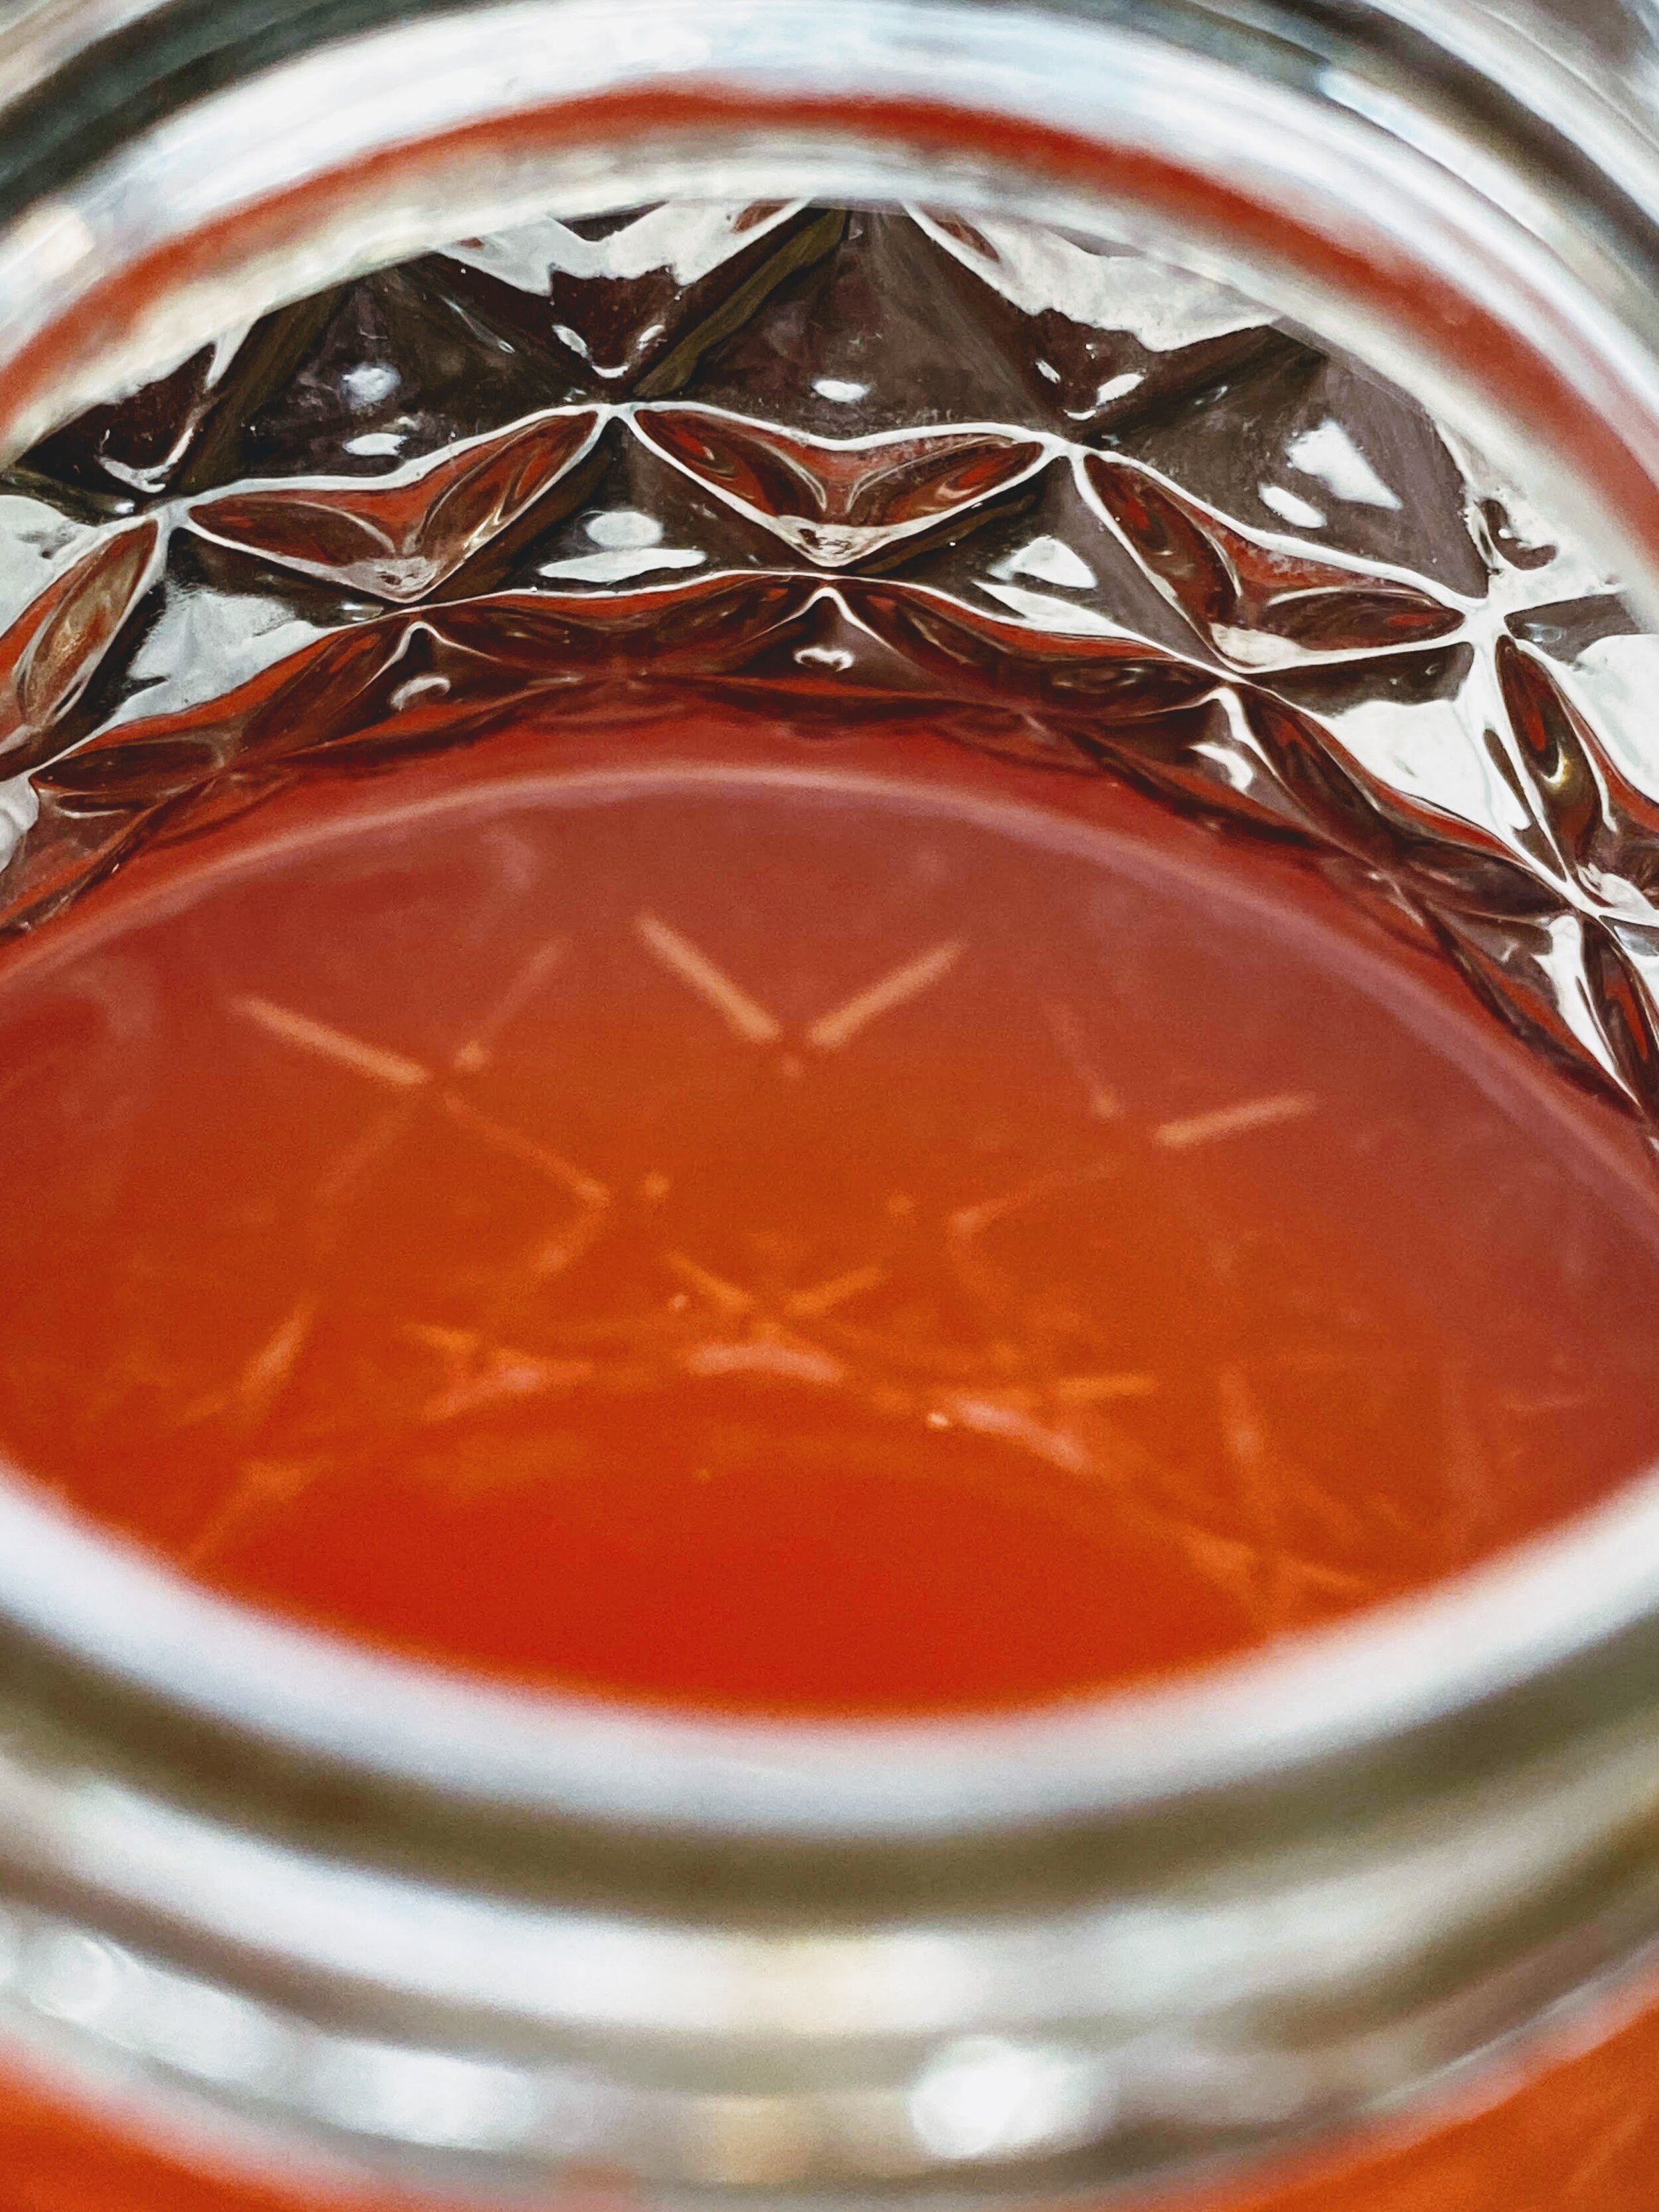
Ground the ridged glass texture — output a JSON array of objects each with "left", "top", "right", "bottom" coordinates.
[
  {"left": 8, "top": 186, "right": 1659, "bottom": 2209},
  {"left": 0, "top": 199, "right": 1656, "bottom": 1131}
]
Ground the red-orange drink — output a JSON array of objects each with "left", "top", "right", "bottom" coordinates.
[
  {"left": 3, "top": 712, "right": 1659, "bottom": 1714},
  {"left": 3, "top": 713, "right": 1659, "bottom": 2199}
]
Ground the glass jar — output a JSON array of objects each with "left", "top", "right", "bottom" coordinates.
[{"left": 7, "top": 1, "right": 1659, "bottom": 2207}]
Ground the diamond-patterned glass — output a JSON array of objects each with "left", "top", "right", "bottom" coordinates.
[{"left": 1, "top": 198, "right": 1656, "bottom": 1130}]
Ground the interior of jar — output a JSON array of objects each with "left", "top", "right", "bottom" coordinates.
[
  {"left": 2, "top": 5, "right": 1659, "bottom": 2191},
  {"left": 4, "top": 190, "right": 1659, "bottom": 1726}
]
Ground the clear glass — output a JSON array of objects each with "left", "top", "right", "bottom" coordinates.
[{"left": 6, "top": 3, "right": 1659, "bottom": 2209}]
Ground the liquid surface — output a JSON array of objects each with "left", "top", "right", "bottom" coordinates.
[{"left": 3, "top": 722, "right": 1659, "bottom": 1713}]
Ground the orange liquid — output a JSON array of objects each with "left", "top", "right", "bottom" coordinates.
[
  {"left": 2, "top": 711, "right": 1659, "bottom": 1715},
  {"left": 6, "top": 710, "right": 1659, "bottom": 2204}
]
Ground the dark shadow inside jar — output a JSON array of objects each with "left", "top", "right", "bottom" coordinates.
[{"left": 7, "top": 200, "right": 1659, "bottom": 1716}]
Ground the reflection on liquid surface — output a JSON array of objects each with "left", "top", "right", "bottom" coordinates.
[{"left": 2, "top": 719, "right": 1658, "bottom": 1712}]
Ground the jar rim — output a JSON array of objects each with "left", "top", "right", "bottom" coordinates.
[
  {"left": 5, "top": 0, "right": 1659, "bottom": 2195},
  {"left": 6, "top": 1417, "right": 1659, "bottom": 1842}
]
